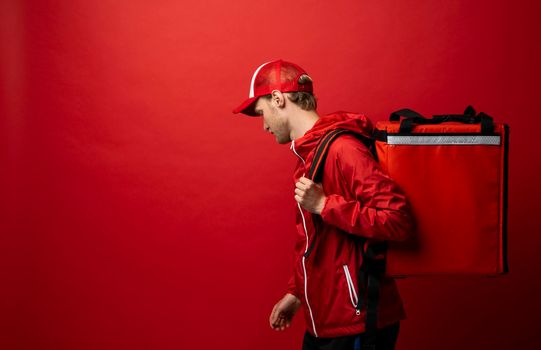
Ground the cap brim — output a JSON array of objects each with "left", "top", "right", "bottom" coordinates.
[{"left": 232, "top": 96, "right": 259, "bottom": 116}]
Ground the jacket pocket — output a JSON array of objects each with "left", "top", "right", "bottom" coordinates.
[{"left": 342, "top": 264, "right": 359, "bottom": 309}]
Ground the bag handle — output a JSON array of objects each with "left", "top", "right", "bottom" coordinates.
[
  {"left": 389, "top": 108, "right": 426, "bottom": 121},
  {"left": 389, "top": 105, "right": 495, "bottom": 135}
]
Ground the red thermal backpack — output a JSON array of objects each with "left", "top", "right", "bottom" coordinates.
[{"left": 307, "top": 105, "right": 509, "bottom": 348}]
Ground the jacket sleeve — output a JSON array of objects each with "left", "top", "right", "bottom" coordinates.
[
  {"left": 286, "top": 208, "right": 306, "bottom": 298},
  {"left": 319, "top": 135, "right": 414, "bottom": 241},
  {"left": 286, "top": 273, "right": 298, "bottom": 298}
]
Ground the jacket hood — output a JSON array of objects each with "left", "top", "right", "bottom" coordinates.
[{"left": 290, "top": 111, "right": 374, "bottom": 160}]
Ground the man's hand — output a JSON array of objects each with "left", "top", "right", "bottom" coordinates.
[
  {"left": 269, "top": 293, "right": 301, "bottom": 331},
  {"left": 294, "top": 176, "right": 327, "bottom": 214}
]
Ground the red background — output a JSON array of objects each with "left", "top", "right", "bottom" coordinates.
[{"left": 1, "top": 1, "right": 540, "bottom": 349}]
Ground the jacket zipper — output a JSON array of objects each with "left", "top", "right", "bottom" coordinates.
[
  {"left": 290, "top": 140, "right": 318, "bottom": 337},
  {"left": 343, "top": 264, "right": 361, "bottom": 315}
]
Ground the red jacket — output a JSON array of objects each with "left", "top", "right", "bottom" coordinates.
[{"left": 287, "top": 111, "right": 414, "bottom": 338}]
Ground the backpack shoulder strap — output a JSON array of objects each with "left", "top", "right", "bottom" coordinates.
[
  {"left": 308, "top": 129, "right": 376, "bottom": 183},
  {"left": 307, "top": 128, "right": 352, "bottom": 182}
]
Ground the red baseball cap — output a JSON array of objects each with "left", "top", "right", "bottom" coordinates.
[{"left": 232, "top": 59, "right": 313, "bottom": 116}]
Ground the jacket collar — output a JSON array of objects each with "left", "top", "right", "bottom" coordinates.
[{"left": 290, "top": 111, "right": 374, "bottom": 160}]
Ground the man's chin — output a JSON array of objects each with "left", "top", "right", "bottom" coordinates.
[{"left": 276, "top": 136, "right": 291, "bottom": 144}]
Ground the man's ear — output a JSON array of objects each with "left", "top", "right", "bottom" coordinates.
[{"left": 270, "top": 90, "right": 285, "bottom": 108}]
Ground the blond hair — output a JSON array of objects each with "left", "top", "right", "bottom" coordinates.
[{"left": 262, "top": 74, "right": 317, "bottom": 111}]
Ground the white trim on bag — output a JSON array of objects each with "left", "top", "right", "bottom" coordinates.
[{"left": 386, "top": 135, "right": 501, "bottom": 145}]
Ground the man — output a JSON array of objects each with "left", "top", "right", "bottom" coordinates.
[{"left": 233, "top": 59, "right": 414, "bottom": 350}]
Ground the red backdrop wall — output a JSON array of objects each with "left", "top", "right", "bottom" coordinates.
[{"left": 1, "top": 0, "right": 540, "bottom": 349}]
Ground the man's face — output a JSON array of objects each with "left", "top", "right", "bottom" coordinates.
[{"left": 254, "top": 96, "right": 291, "bottom": 144}]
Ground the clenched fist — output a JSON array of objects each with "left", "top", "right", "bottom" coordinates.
[{"left": 294, "top": 176, "right": 327, "bottom": 214}]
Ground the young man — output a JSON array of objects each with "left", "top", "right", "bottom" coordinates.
[{"left": 233, "top": 59, "right": 414, "bottom": 350}]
